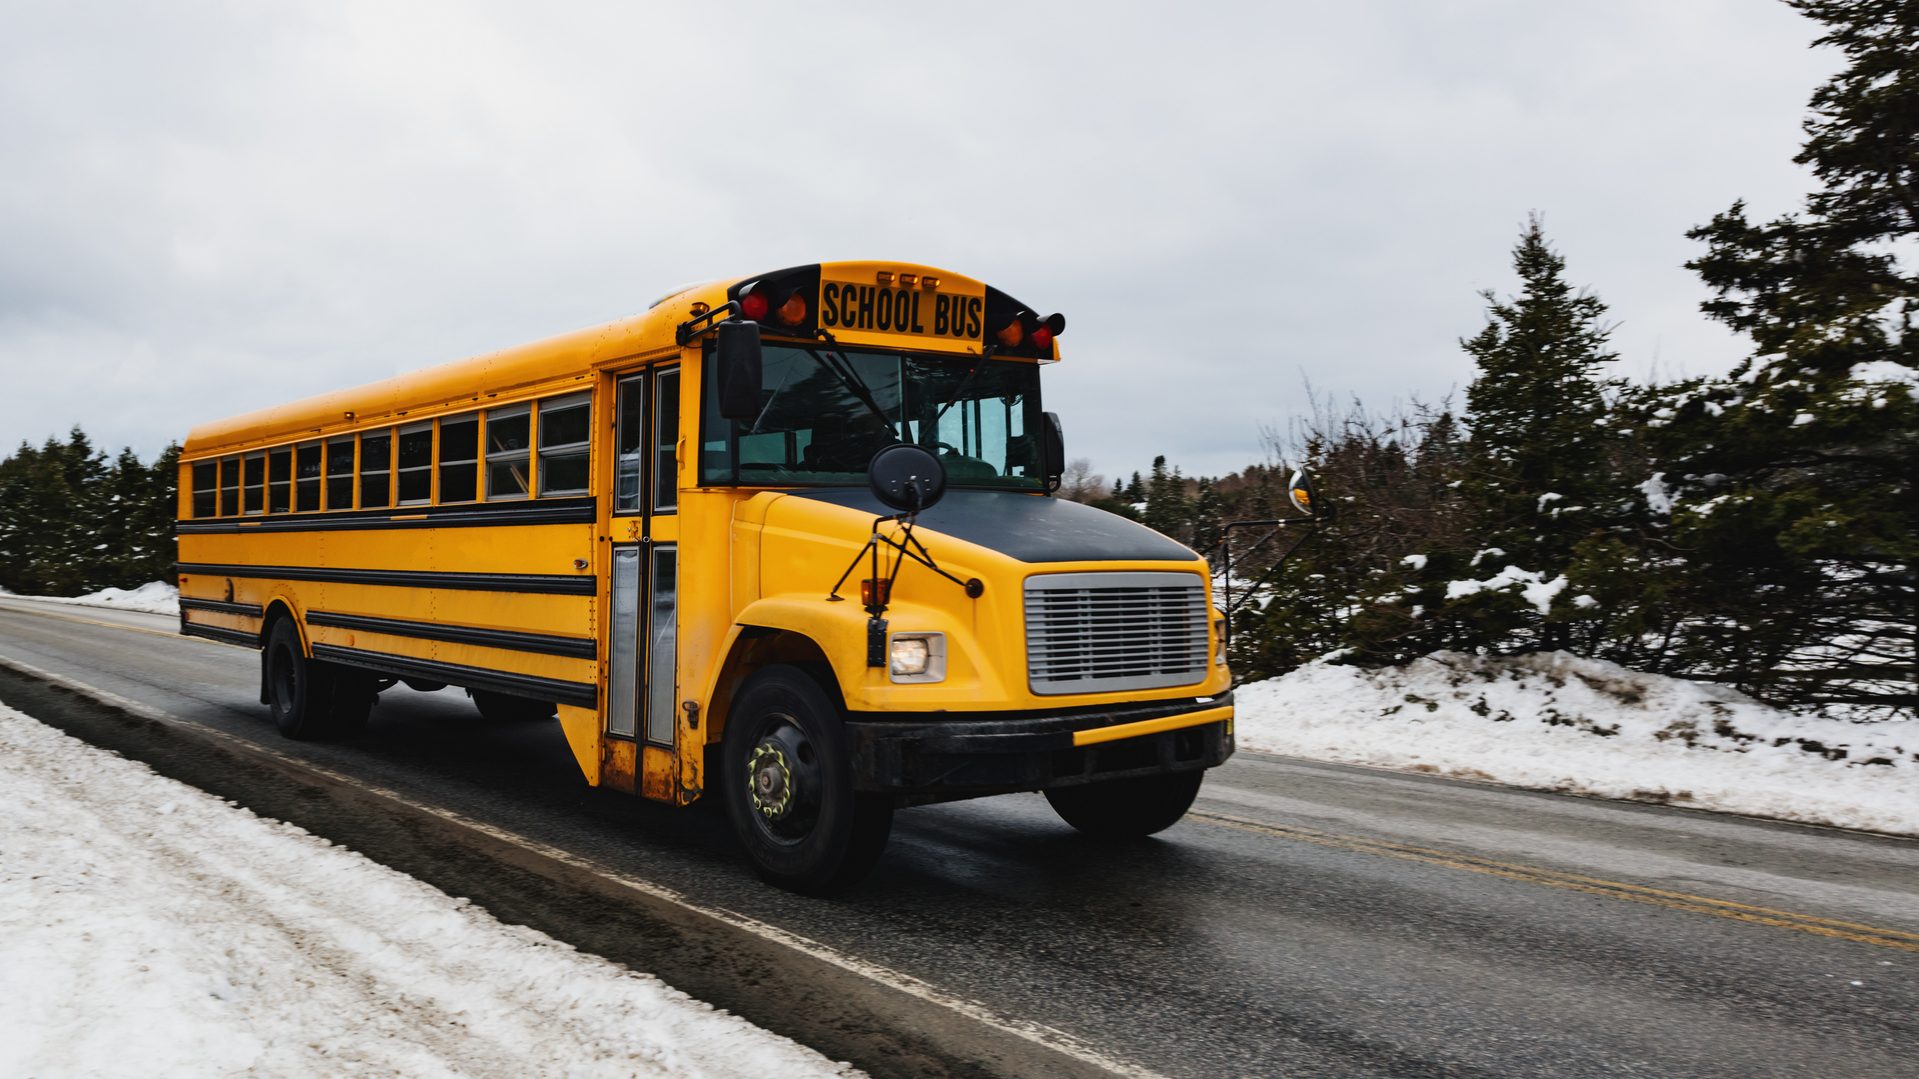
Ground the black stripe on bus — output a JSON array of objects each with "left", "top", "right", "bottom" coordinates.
[
  {"left": 311, "top": 644, "right": 597, "bottom": 708},
  {"left": 181, "top": 622, "right": 261, "bottom": 648},
  {"left": 307, "top": 610, "right": 597, "bottom": 660},
  {"left": 175, "top": 496, "right": 596, "bottom": 534},
  {"left": 180, "top": 597, "right": 265, "bottom": 618},
  {"left": 175, "top": 563, "right": 596, "bottom": 596}
]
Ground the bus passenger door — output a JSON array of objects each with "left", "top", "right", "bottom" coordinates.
[{"left": 606, "top": 365, "right": 682, "bottom": 801}]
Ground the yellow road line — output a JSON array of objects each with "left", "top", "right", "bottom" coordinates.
[{"left": 1195, "top": 810, "right": 1919, "bottom": 954}]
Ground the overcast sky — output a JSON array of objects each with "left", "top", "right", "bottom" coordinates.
[{"left": 0, "top": 1, "right": 1836, "bottom": 479}]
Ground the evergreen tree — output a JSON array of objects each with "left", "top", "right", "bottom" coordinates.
[
  {"left": 0, "top": 430, "right": 177, "bottom": 595},
  {"left": 1438, "top": 217, "right": 1623, "bottom": 652},
  {"left": 92, "top": 442, "right": 180, "bottom": 588},
  {"left": 1658, "top": 0, "right": 1917, "bottom": 711},
  {"left": 0, "top": 441, "right": 41, "bottom": 592},
  {"left": 1142, "top": 454, "right": 1193, "bottom": 541},
  {"left": 136, "top": 443, "right": 182, "bottom": 585}
]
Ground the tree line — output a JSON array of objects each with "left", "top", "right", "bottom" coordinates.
[
  {"left": 1068, "top": 0, "right": 1916, "bottom": 716},
  {"left": 0, "top": 429, "right": 179, "bottom": 597}
]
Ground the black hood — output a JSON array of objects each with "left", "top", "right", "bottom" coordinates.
[{"left": 789, "top": 488, "right": 1198, "bottom": 564}]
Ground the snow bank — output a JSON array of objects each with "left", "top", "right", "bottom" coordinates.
[
  {"left": 1235, "top": 651, "right": 1918, "bottom": 836},
  {"left": 16, "top": 581, "right": 179, "bottom": 616},
  {"left": 0, "top": 705, "right": 857, "bottom": 1079}
]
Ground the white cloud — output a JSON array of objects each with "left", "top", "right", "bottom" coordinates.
[{"left": 0, "top": 1, "right": 1837, "bottom": 476}]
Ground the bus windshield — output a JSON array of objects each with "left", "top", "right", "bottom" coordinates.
[{"left": 701, "top": 344, "right": 1046, "bottom": 490}]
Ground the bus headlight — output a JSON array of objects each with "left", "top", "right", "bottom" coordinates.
[{"left": 889, "top": 632, "right": 946, "bottom": 683}]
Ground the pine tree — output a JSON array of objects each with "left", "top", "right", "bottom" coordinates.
[
  {"left": 1142, "top": 454, "right": 1193, "bottom": 541},
  {"left": 1440, "top": 218, "right": 1623, "bottom": 652},
  {"left": 135, "top": 443, "right": 182, "bottom": 586},
  {"left": 1659, "top": 0, "right": 1918, "bottom": 712},
  {"left": 0, "top": 441, "right": 40, "bottom": 592},
  {"left": 91, "top": 442, "right": 180, "bottom": 588},
  {"left": 0, "top": 430, "right": 178, "bottom": 595}
]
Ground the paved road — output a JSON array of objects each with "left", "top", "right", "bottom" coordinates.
[{"left": 3, "top": 596, "right": 1916, "bottom": 1078}]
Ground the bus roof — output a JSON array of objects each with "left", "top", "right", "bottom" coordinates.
[{"left": 182, "top": 261, "right": 1052, "bottom": 457}]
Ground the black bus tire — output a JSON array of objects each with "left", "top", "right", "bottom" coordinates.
[
  {"left": 723, "top": 665, "right": 893, "bottom": 895},
  {"left": 1044, "top": 770, "right": 1205, "bottom": 837},
  {"left": 327, "top": 670, "right": 378, "bottom": 737},
  {"left": 264, "top": 619, "right": 340, "bottom": 740}
]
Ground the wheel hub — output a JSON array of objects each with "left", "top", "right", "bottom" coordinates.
[{"left": 747, "top": 742, "right": 796, "bottom": 820}]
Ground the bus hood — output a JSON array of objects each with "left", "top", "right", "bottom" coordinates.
[{"left": 785, "top": 488, "right": 1197, "bottom": 564}]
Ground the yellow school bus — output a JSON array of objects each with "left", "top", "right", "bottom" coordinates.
[{"left": 177, "top": 261, "right": 1235, "bottom": 892}]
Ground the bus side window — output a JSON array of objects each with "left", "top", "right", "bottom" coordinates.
[
  {"left": 614, "top": 375, "right": 644, "bottom": 513},
  {"left": 537, "top": 393, "right": 590, "bottom": 497},
  {"left": 397, "top": 423, "right": 432, "bottom": 504},
  {"left": 219, "top": 456, "right": 239, "bottom": 516},
  {"left": 485, "top": 405, "right": 531, "bottom": 501},
  {"left": 243, "top": 453, "right": 265, "bottom": 515},
  {"left": 191, "top": 460, "right": 216, "bottom": 518},
  {"left": 654, "top": 368, "right": 679, "bottom": 511},
  {"left": 360, "top": 429, "right": 392, "bottom": 509},
  {"left": 324, "top": 439, "right": 355, "bottom": 510},
  {"left": 439, "top": 415, "right": 478, "bottom": 503},
  {"left": 295, "top": 442, "right": 322, "bottom": 511},
  {"left": 267, "top": 448, "right": 291, "bottom": 513}
]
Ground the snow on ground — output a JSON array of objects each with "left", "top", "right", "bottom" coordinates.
[
  {"left": 0, "top": 704, "right": 858, "bottom": 1079},
  {"left": 1235, "top": 651, "right": 1918, "bottom": 836},
  {"left": 9, "top": 580, "right": 180, "bottom": 615}
]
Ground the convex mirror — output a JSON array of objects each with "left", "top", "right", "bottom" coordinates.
[{"left": 869, "top": 444, "right": 947, "bottom": 512}]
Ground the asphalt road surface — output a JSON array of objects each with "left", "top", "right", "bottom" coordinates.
[{"left": 2, "top": 596, "right": 1915, "bottom": 1078}]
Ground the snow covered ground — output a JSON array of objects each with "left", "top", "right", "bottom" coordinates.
[
  {"left": 1235, "top": 651, "right": 1918, "bottom": 836},
  {"left": 7, "top": 580, "right": 181, "bottom": 616},
  {"left": 0, "top": 703, "right": 858, "bottom": 1079}
]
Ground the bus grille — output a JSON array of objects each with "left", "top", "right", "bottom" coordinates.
[{"left": 1024, "top": 572, "right": 1210, "bottom": 695}]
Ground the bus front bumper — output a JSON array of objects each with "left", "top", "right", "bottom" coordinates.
[{"left": 844, "top": 692, "right": 1234, "bottom": 798}]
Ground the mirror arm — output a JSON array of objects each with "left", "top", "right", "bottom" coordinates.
[
  {"left": 675, "top": 300, "right": 742, "bottom": 347},
  {"left": 1214, "top": 516, "right": 1323, "bottom": 654}
]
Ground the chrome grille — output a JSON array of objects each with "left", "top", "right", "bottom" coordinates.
[{"left": 1024, "top": 571, "right": 1210, "bottom": 695}]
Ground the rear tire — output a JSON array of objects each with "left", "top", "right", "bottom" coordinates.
[
  {"left": 1045, "top": 771, "right": 1204, "bottom": 837},
  {"left": 723, "top": 665, "right": 893, "bottom": 894},
  {"left": 264, "top": 620, "right": 353, "bottom": 740},
  {"left": 471, "top": 690, "right": 557, "bottom": 723},
  {"left": 327, "top": 670, "right": 378, "bottom": 737}
]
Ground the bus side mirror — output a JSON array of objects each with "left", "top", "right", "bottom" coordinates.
[
  {"left": 1041, "top": 411, "right": 1066, "bottom": 484},
  {"left": 716, "top": 320, "right": 763, "bottom": 420},
  {"left": 1288, "top": 468, "right": 1319, "bottom": 516}
]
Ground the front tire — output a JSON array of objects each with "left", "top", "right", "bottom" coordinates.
[
  {"left": 723, "top": 666, "right": 893, "bottom": 894},
  {"left": 1045, "top": 771, "right": 1204, "bottom": 837}
]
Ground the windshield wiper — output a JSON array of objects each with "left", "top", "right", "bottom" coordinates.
[
  {"left": 936, "top": 360, "right": 986, "bottom": 421},
  {"left": 746, "top": 361, "right": 801, "bottom": 434},
  {"left": 809, "top": 348, "right": 896, "bottom": 436}
]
